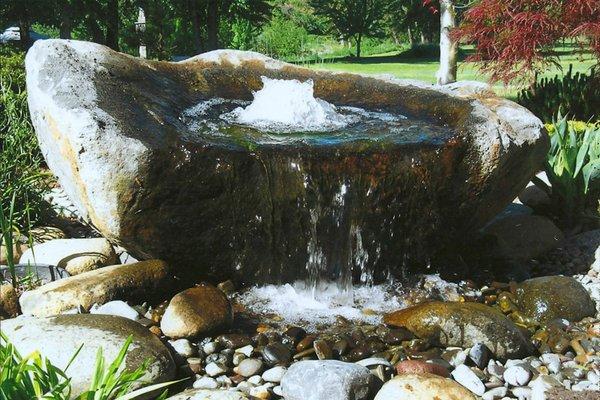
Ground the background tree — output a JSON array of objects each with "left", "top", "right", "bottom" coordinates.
[
  {"left": 454, "top": 0, "right": 600, "bottom": 83},
  {"left": 0, "top": 0, "right": 49, "bottom": 47},
  {"left": 436, "top": 0, "right": 457, "bottom": 84},
  {"left": 310, "top": 0, "right": 388, "bottom": 58}
]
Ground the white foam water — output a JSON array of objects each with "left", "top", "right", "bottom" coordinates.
[
  {"left": 237, "top": 274, "right": 464, "bottom": 328},
  {"left": 221, "top": 77, "right": 358, "bottom": 132}
]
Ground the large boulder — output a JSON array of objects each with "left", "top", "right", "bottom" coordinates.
[
  {"left": 384, "top": 301, "right": 534, "bottom": 359},
  {"left": 26, "top": 40, "right": 547, "bottom": 283},
  {"left": 19, "top": 260, "right": 170, "bottom": 316},
  {"left": 1, "top": 314, "right": 175, "bottom": 396}
]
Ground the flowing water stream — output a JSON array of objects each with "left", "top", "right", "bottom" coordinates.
[{"left": 181, "top": 77, "right": 456, "bottom": 323}]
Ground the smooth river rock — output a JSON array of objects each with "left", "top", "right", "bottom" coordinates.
[
  {"left": 515, "top": 275, "right": 596, "bottom": 324},
  {"left": 1, "top": 314, "right": 175, "bottom": 396},
  {"left": 281, "top": 360, "right": 380, "bottom": 400},
  {"left": 0, "top": 283, "right": 19, "bottom": 318},
  {"left": 384, "top": 301, "right": 534, "bottom": 359},
  {"left": 160, "top": 285, "right": 233, "bottom": 339},
  {"left": 26, "top": 39, "right": 547, "bottom": 283},
  {"left": 19, "top": 238, "right": 117, "bottom": 275},
  {"left": 19, "top": 260, "right": 170, "bottom": 316},
  {"left": 374, "top": 373, "right": 477, "bottom": 400}
]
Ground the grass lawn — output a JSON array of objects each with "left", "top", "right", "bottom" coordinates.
[{"left": 302, "top": 45, "right": 597, "bottom": 99}]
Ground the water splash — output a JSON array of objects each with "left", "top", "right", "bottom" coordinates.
[{"left": 221, "top": 77, "right": 357, "bottom": 132}]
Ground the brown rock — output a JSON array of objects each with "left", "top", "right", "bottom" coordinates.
[
  {"left": 160, "top": 285, "right": 233, "bottom": 339},
  {"left": 19, "top": 260, "right": 170, "bottom": 316},
  {"left": 395, "top": 360, "right": 449, "bottom": 378},
  {"left": 384, "top": 301, "right": 534, "bottom": 359},
  {"left": 0, "top": 283, "right": 20, "bottom": 318}
]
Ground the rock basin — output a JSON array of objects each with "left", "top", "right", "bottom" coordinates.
[{"left": 26, "top": 40, "right": 548, "bottom": 283}]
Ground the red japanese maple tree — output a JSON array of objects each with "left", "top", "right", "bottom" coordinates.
[{"left": 453, "top": 0, "right": 600, "bottom": 83}]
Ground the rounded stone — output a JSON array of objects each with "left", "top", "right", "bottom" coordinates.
[
  {"left": 395, "top": 360, "right": 449, "bottom": 378},
  {"left": 384, "top": 301, "right": 534, "bottom": 359},
  {"left": 0, "top": 283, "right": 20, "bottom": 318},
  {"left": 1, "top": 314, "right": 175, "bottom": 396},
  {"left": 261, "top": 343, "right": 292, "bottom": 366},
  {"left": 235, "top": 358, "right": 263, "bottom": 377},
  {"left": 515, "top": 276, "right": 596, "bottom": 324},
  {"left": 262, "top": 366, "right": 287, "bottom": 383},
  {"left": 503, "top": 365, "right": 531, "bottom": 386},
  {"left": 374, "top": 372, "right": 477, "bottom": 400},
  {"left": 160, "top": 285, "right": 233, "bottom": 339}
]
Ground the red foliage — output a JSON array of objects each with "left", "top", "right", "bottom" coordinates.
[{"left": 453, "top": 0, "right": 600, "bottom": 83}]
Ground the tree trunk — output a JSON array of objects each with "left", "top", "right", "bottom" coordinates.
[
  {"left": 105, "top": 0, "right": 120, "bottom": 51},
  {"left": 59, "top": 10, "right": 72, "bottom": 39},
  {"left": 437, "top": 0, "right": 458, "bottom": 85},
  {"left": 190, "top": 0, "right": 202, "bottom": 54},
  {"left": 407, "top": 27, "right": 414, "bottom": 47},
  {"left": 206, "top": 0, "right": 219, "bottom": 51},
  {"left": 356, "top": 33, "right": 362, "bottom": 58},
  {"left": 19, "top": 19, "right": 31, "bottom": 48}
]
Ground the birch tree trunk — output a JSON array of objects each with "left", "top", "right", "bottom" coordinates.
[{"left": 436, "top": 0, "right": 458, "bottom": 85}]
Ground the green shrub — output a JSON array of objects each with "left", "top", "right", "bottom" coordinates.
[
  {"left": 517, "top": 65, "right": 600, "bottom": 123},
  {"left": 0, "top": 45, "right": 51, "bottom": 232},
  {"left": 256, "top": 17, "right": 309, "bottom": 60},
  {"left": 534, "top": 115, "right": 600, "bottom": 227},
  {"left": 0, "top": 333, "right": 176, "bottom": 400}
]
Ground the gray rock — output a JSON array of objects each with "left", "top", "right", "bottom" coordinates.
[
  {"left": 19, "top": 238, "right": 117, "bottom": 275},
  {"left": 1, "top": 314, "right": 175, "bottom": 396},
  {"left": 26, "top": 39, "right": 547, "bottom": 283},
  {"left": 281, "top": 360, "right": 379, "bottom": 400},
  {"left": 469, "top": 343, "right": 493, "bottom": 369},
  {"left": 205, "top": 362, "right": 228, "bottom": 377},
  {"left": 540, "top": 353, "right": 561, "bottom": 374},
  {"left": 19, "top": 260, "right": 170, "bottom": 317}
]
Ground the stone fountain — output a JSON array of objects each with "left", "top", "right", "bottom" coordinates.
[{"left": 26, "top": 40, "right": 548, "bottom": 285}]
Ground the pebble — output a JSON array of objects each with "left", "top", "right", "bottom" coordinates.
[
  {"left": 482, "top": 386, "right": 507, "bottom": 400},
  {"left": 262, "top": 366, "right": 286, "bottom": 383},
  {"left": 233, "top": 352, "right": 246, "bottom": 366},
  {"left": 313, "top": 339, "right": 332, "bottom": 360},
  {"left": 395, "top": 359, "right": 449, "bottom": 378},
  {"left": 205, "top": 362, "right": 228, "bottom": 377},
  {"left": 236, "top": 345, "right": 254, "bottom": 357},
  {"left": 202, "top": 341, "right": 220, "bottom": 355},
  {"left": 451, "top": 364, "right": 486, "bottom": 396},
  {"left": 216, "top": 375, "right": 232, "bottom": 387},
  {"left": 248, "top": 375, "right": 263, "bottom": 385},
  {"left": 187, "top": 357, "right": 203, "bottom": 374},
  {"left": 511, "top": 386, "right": 532, "bottom": 399},
  {"left": 503, "top": 365, "right": 531, "bottom": 386},
  {"left": 273, "top": 385, "right": 283, "bottom": 396},
  {"left": 169, "top": 339, "right": 197, "bottom": 358},
  {"left": 469, "top": 343, "right": 493, "bottom": 369},
  {"left": 540, "top": 353, "right": 561, "bottom": 374},
  {"left": 249, "top": 383, "right": 273, "bottom": 399},
  {"left": 262, "top": 343, "right": 291, "bottom": 366},
  {"left": 487, "top": 360, "right": 506, "bottom": 379},
  {"left": 193, "top": 376, "right": 219, "bottom": 389},
  {"left": 235, "top": 358, "right": 263, "bottom": 377}
]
